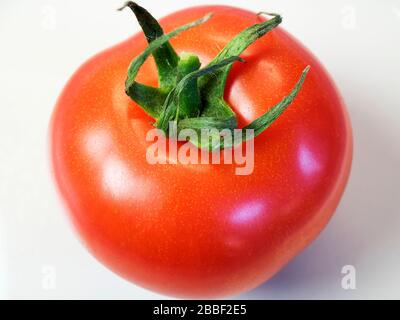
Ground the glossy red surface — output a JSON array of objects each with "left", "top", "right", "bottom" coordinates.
[{"left": 50, "top": 6, "right": 352, "bottom": 298}]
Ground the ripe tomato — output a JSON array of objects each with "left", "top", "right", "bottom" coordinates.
[{"left": 50, "top": 5, "right": 352, "bottom": 298}]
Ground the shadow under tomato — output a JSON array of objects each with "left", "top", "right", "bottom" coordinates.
[{"left": 237, "top": 78, "right": 400, "bottom": 299}]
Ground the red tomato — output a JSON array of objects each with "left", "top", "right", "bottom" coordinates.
[{"left": 50, "top": 5, "right": 352, "bottom": 298}]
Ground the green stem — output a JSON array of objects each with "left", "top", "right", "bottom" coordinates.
[
  {"left": 120, "top": 4, "right": 310, "bottom": 151},
  {"left": 118, "top": 1, "right": 179, "bottom": 90},
  {"left": 156, "top": 56, "right": 244, "bottom": 133},
  {"left": 199, "top": 13, "right": 282, "bottom": 118},
  {"left": 176, "top": 53, "right": 201, "bottom": 119},
  {"left": 122, "top": 10, "right": 212, "bottom": 118}
]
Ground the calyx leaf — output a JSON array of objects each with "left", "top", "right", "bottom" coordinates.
[{"left": 121, "top": 2, "right": 310, "bottom": 150}]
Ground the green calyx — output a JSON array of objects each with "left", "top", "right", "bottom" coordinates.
[{"left": 119, "top": 2, "right": 310, "bottom": 150}]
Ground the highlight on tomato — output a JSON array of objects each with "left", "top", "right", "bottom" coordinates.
[{"left": 50, "top": 2, "right": 352, "bottom": 298}]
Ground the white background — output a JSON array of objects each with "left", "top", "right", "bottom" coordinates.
[{"left": 1, "top": 0, "right": 400, "bottom": 299}]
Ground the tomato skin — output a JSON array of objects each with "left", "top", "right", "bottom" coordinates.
[{"left": 50, "top": 5, "right": 352, "bottom": 298}]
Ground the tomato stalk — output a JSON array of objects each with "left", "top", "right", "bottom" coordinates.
[{"left": 119, "top": 2, "right": 310, "bottom": 150}]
